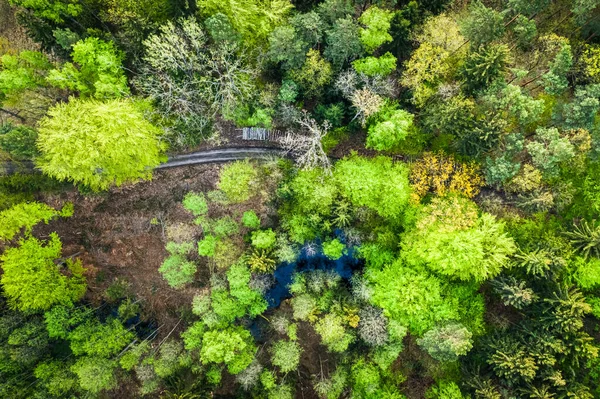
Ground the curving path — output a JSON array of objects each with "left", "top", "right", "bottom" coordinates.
[{"left": 0, "top": 146, "right": 289, "bottom": 175}]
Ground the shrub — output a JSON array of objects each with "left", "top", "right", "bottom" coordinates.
[
  {"left": 214, "top": 238, "right": 243, "bottom": 269},
  {"left": 251, "top": 229, "right": 277, "bottom": 249},
  {"left": 212, "top": 216, "right": 240, "bottom": 238},
  {"left": 314, "top": 313, "right": 355, "bottom": 352},
  {"left": 182, "top": 192, "right": 208, "bottom": 217},
  {"left": 159, "top": 242, "right": 196, "bottom": 288},
  {"left": 322, "top": 238, "right": 345, "bottom": 260},
  {"left": 218, "top": 160, "right": 259, "bottom": 203},
  {"left": 426, "top": 381, "right": 466, "bottom": 399},
  {"left": 198, "top": 235, "right": 217, "bottom": 257},
  {"left": 0, "top": 124, "right": 38, "bottom": 160},
  {"left": 366, "top": 108, "right": 414, "bottom": 152},
  {"left": 271, "top": 340, "right": 302, "bottom": 373},
  {"left": 417, "top": 323, "right": 473, "bottom": 362},
  {"left": 242, "top": 210, "right": 261, "bottom": 229}
]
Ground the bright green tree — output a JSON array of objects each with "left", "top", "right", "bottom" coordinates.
[
  {"left": 36, "top": 98, "right": 166, "bottom": 191},
  {"left": 0, "top": 233, "right": 86, "bottom": 312},
  {"left": 366, "top": 108, "right": 414, "bottom": 151},
  {"left": 334, "top": 155, "right": 411, "bottom": 220},
  {"left": 358, "top": 6, "right": 394, "bottom": 53},
  {"left": 218, "top": 160, "right": 259, "bottom": 203},
  {"left": 47, "top": 37, "right": 129, "bottom": 99},
  {"left": 402, "top": 196, "right": 516, "bottom": 282},
  {"left": 0, "top": 201, "right": 71, "bottom": 240},
  {"left": 200, "top": 326, "right": 256, "bottom": 374},
  {"left": 271, "top": 340, "right": 301, "bottom": 373}
]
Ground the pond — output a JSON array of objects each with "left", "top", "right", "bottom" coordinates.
[{"left": 264, "top": 238, "right": 364, "bottom": 309}]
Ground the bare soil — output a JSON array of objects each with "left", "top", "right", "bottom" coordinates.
[{"left": 36, "top": 164, "right": 223, "bottom": 335}]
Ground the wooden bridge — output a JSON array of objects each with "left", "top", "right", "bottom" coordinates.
[{"left": 240, "top": 127, "right": 283, "bottom": 142}]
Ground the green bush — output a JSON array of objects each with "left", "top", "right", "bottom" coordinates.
[
  {"left": 251, "top": 229, "right": 277, "bottom": 249},
  {"left": 322, "top": 239, "right": 345, "bottom": 260},
  {"left": 198, "top": 235, "right": 217, "bottom": 257},
  {"left": 218, "top": 160, "right": 259, "bottom": 203},
  {"left": 242, "top": 210, "right": 261, "bottom": 229},
  {"left": 270, "top": 340, "right": 302, "bottom": 373},
  {"left": 159, "top": 242, "right": 196, "bottom": 288},
  {"left": 182, "top": 192, "right": 208, "bottom": 217},
  {"left": 0, "top": 123, "right": 39, "bottom": 160}
]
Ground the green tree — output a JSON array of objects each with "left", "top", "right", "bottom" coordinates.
[
  {"left": 460, "top": 1, "right": 505, "bottom": 48},
  {"left": 352, "top": 52, "right": 397, "bottom": 76},
  {"left": 199, "top": 326, "right": 256, "bottom": 374},
  {"left": 402, "top": 196, "right": 516, "bottom": 282},
  {"left": 461, "top": 45, "right": 509, "bottom": 93},
  {"left": 8, "top": 0, "right": 82, "bottom": 23},
  {"left": 271, "top": 340, "right": 301, "bottom": 373},
  {"left": 366, "top": 108, "right": 414, "bottom": 151},
  {"left": 334, "top": 155, "right": 411, "bottom": 220},
  {"left": 196, "top": 0, "right": 293, "bottom": 44},
  {"left": 36, "top": 98, "right": 166, "bottom": 191},
  {"left": 251, "top": 229, "right": 277, "bottom": 249},
  {"left": 1, "top": 233, "right": 86, "bottom": 312},
  {"left": 291, "top": 49, "right": 333, "bottom": 98},
  {"left": 268, "top": 26, "right": 307, "bottom": 70},
  {"left": 0, "top": 201, "right": 70, "bottom": 240},
  {"left": 242, "top": 210, "right": 261, "bottom": 229},
  {"left": 159, "top": 242, "right": 196, "bottom": 289},
  {"left": 525, "top": 127, "right": 575, "bottom": 176},
  {"left": 324, "top": 16, "right": 363, "bottom": 68},
  {"left": 68, "top": 318, "right": 134, "bottom": 357},
  {"left": 47, "top": 37, "right": 129, "bottom": 99},
  {"left": 314, "top": 313, "right": 355, "bottom": 352},
  {"left": 417, "top": 323, "right": 473, "bottom": 362},
  {"left": 218, "top": 160, "right": 259, "bottom": 203},
  {"left": 70, "top": 357, "right": 118, "bottom": 394},
  {"left": 0, "top": 124, "right": 39, "bottom": 160},
  {"left": 358, "top": 6, "right": 394, "bottom": 53},
  {"left": 322, "top": 238, "right": 345, "bottom": 260}
]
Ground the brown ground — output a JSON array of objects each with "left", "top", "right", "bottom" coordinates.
[{"left": 36, "top": 164, "right": 223, "bottom": 335}]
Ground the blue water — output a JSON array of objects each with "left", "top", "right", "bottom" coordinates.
[{"left": 264, "top": 240, "right": 363, "bottom": 308}]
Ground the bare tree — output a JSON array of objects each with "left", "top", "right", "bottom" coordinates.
[
  {"left": 279, "top": 111, "right": 331, "bottom": 171},
  {"left": 351, "top": 88, "right": 384, "bottom": 125}
]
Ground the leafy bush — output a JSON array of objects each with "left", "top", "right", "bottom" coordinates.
[
  {"left": 251, "top": 229, "right": 277, "bottom": 249},
  {"left": 218, "top": 161, "right": 259, "bottom": 203},
  {"left": 199, "top": 326, "right": 256, "bottom": 374},
  {"left": 322, "top": 238, "right": 345, "bottom": 260},
  {"left": 212, "top": 216, "right": 240, "bottom": 238},
  {"left": 0, "top": 124, "right": 38, "bottom": 160},
  {"left": 417, "top": 323, "right": 473, "bottom": 362},
  {"left": 270, "top": 340, "right": 302, "bottom": 373},
  {"left": 182, "top": 192, "right": 208, "bottom": 217},
  {"left": 159, "top": 242, "right": 196, "bottom": 288},
  {"left": 242, "top": 210, "right": 261, "bottom": 229}
]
